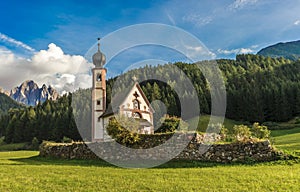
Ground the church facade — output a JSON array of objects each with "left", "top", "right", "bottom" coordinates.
[{"left": 91, "top": 39, "right": 154, "bottom": 142}]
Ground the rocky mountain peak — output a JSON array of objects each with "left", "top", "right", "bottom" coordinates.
[{"left": 9, "top": 80, "right": 59, "bottom": 106}]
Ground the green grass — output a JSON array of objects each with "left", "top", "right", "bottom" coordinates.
[
  {"left": 0, "top": 142, "right": 29, "bottom": 151},
  {"left": 271, "top": 126, "right": 300, "bottom": 152},
  {"left": 187, "top": 115, "right": 245, "bottom": 132},
  {"left": 1, "top": 151, "right": 300, "bottom": 191},
  {"left": 270, "top": 120, "right": 300, "bottom": 152},
  {"left": 0, "top": 151, "right": 38, "bottom": 159}
]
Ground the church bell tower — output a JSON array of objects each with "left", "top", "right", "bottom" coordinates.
[{"left": 92, "top": 38, "right": 106, "bottom": 141}]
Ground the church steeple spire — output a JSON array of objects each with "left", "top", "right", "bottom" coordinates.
[
  {"left": 97, "top": 37, "right": 100, "bottom": 51},
  {"left": 92, "top": 37, "right": 106, "bottom": 68}
]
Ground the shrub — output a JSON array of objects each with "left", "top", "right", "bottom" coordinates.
[
  {"left": 62, "top": 136, "right": 72, "bottom": 143},
  {"left": 31, "top": 137, "right": 40, "bottom": 150},
  {"left": 155, "top": 116, "right": 189, "bottom": 133},
  {"left": 106, "top": 115, "right": 140, "bottom": 145},
  {"left": 295, "top": 117, "right": 300, "bottom": 124},
  {"left": 232, "top": 125, "right": 251, "bottom": 142},
  {"left": 251, "top": 122, "right": 270, "bottom": 139},
  {"left": 220, "top": 125, "right": 230, "bottom": 141}
]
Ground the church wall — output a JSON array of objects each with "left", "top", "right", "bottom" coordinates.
[
  {"left": 94, "top": 114, "right": 104, "bottom": 140},
  {"left": 120, "top": 84, "right": 153, "bottom": 124}
]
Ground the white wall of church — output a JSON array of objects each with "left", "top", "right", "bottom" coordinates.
[
  {"left": 120, "top": 84, "right": 152, "bottom": 124},
  {"left": 94, "top": 113, "right": 104, "bottom": 140},
  {"left": 93, "top": 89, "right": 103, "bottom": 111}
]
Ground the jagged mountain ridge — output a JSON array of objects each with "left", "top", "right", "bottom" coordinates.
[{"left": 9, "top": 80, "right": 59, "bottom": 106}]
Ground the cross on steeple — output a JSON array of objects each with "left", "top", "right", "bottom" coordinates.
[{"left": 97, "top": 37, "right": 101, "bottom": 51}]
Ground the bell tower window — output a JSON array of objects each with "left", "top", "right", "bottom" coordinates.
[
  {"left": 97, "top": 100, "right": 101, "bottom": 105},
  {"left": 96, "top": 73, "right": 102, "bottom": 81}
]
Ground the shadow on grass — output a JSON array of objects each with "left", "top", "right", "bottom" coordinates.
[
  {"left": 9, "top": 155, "right": 117, "bottom": 168},
  {"left": 8, "top": 154, "right": 293, "bottom": 169}
]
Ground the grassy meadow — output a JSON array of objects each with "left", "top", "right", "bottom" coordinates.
[
  {"left": 1, "top": 116, "right": 300, "bottom": 191},
  {"left": 187, "top": 114, "right": 244, "bottom": 132},
  {"left": 0, "top": 151, "right": 300, "bottom": 192}
]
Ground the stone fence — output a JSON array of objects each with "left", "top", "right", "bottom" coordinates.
[{"left": 39, "top": 133, "right": 281, "bottom": 163}]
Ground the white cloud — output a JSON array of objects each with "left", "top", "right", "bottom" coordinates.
[
  {"left": 0, "top": 44, "right": 93, "bottom": 94},
  {"left": 0, "top": 33, "right": 35, "bottom": 52},
  {"left": 182, "top": 14, "right": 212, "bottom": 27},
  {"left": 184, "top": 45, "right": 216, "bottom": 59},
  {"left": 217, "top": 47, "right": 255, "bottom": 55},
  {"left": 294, "top": 20, "right": 300, "bottom": 25},
  {"left": 228, "top": 0, "right": 258, "bottom": 10}
]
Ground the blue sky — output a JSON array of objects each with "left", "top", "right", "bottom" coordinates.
[
  {"left": 1, "top": 0, "right": 300, "bottom": 92},
  {"left": 1, "top": 0, "right": 300, "bottom": 57}
]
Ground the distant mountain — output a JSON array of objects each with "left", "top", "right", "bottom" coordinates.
[
  {"left": 0, "top": 93, "right": 23, "bottom": 115},
  {"left": 257, "top": 40, "right": 300, "bottom": 60},
  {"left": 8, "top": 80, "right": 59, "bottom": 106}
]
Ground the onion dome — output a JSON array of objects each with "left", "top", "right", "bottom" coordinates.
[{"left": 92, "top": 38, "right": 106, "bottom": 68}]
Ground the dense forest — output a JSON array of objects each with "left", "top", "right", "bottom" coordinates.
[
  {"left": 0, "top": 94, "right": 80, "bottom": 143},
  {"left": 1, "top": 54, "right": 300, "bottom": 143}
]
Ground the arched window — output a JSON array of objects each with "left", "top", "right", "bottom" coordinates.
[
  {"left": 133, "top": 99, "right": 140, "bottom": 109},
  {"left": 96, "top": 73, "right": 102, "bottom": 81},
  {"left": 133, "top": 112, "right": 142, "bottom": 119}
]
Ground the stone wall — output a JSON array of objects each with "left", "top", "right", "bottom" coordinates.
[{"left": 39, "top": 133, "right": 280, "bottom": 163}]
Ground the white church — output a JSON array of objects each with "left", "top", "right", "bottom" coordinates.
[{"left": 91, "top": 39, "right": 154, "bottom": 142}]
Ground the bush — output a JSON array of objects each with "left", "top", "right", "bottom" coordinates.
[
  {"left": 62, "top": 136, "right": 72, "bottom": 143},
  {"left": 31, "top": 137, "right": 40, "bottom": 150},
  {"left": 251, "top": 122, "right": 270, "bottom": 139},
  {"left": 220, "top": 125, "right": 231, "bottom": 142},
  {"left": 232, "top": 125, "right": 251, "bottom": 142},
  {"left": 106, "top": 115, "right": 140, "bottom": 145},
  {"left": 155, "top": 116, "right": 189, "bottom": 133},
  {"left": 295, "top": 117, "right": 300, "bottom": 124}
]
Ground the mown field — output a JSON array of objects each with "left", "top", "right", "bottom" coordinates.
[
  {"left": 271, "top": 127, "right": 300, "bottom": 154},
  {"left": 0, "top": 150, "right": 299, "bottom": 192},
  {"left": 1, "top": 117, "right": 300, "bottom": 191}
]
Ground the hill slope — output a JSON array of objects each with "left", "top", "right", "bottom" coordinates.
[
  {"left": 257, "top": 40, "right": 300, "bottom": 60},
  {"left": 0, "top": 93, "right": 23, "bottom": 115}
]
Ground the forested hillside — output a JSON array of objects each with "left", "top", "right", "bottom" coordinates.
[
  {"left": 257, "top": 40, "right": 300, "bottom": 60},
  {"left": 0, "top": 93, "right": 23, "bottom": 115},
  {"left": 0, "top": 94, "right": 80, "bottom": 143},
  {"left": 1, "top": 54, "right": 300, "bottom": 143},
  {"left": 107, "top": 54, "right": 300, "bottom": 122}
]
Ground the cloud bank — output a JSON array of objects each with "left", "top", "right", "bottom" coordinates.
[{"left": 0, "top": 43, "right": 92, "bottom": 94}]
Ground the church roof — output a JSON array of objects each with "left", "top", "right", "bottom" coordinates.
[{"left": 100, "top": 104, "right": 114, "bottom": 118}]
